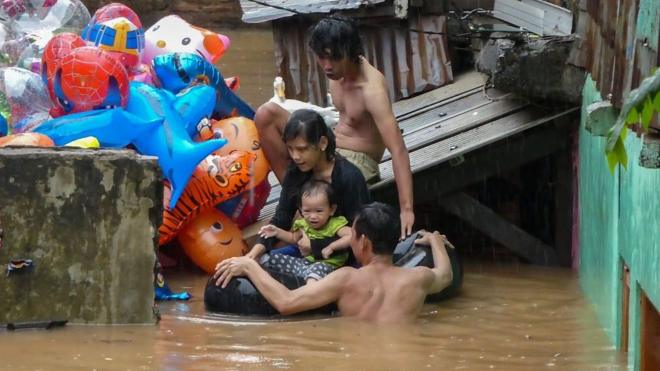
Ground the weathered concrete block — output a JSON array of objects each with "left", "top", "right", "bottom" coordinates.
[
  {"left": 640, "top": 133, "right": 660, "bottom": 169},
  {"left": 0, "top": 148, "right": 161, "bottom": 324},
  {"left": 585, "top": 101, "right": 618, "bottom": 136},
  {"left": 476, "top": 35, "right": 586, "bottom": 104}
]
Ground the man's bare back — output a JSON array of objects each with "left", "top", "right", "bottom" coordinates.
[{"left": 335, "top": 263, "right": 433, "bottom": 323}]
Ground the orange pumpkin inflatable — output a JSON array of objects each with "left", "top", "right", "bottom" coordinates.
[
  {"left": 0, "top": 133, "right": 55, "bottom": 147},
  {"left": 159, "top": 150, "right": 256, "bottom": 246},
  {"left": 178, "top": 208, "right": 247, "bottom": 273},
  {"left": 195, "top": 117, "right": 270, "bottom": 186}
]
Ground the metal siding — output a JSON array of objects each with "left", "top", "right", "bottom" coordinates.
[
  {"left": 239, "top": 0, "right": 389, "bottom": 23},
  {"left": 571, "top": 0, "right": 658, "bottom": 108},
  {"left": 271, "top": 14, "right": 452, "bottom": 105},
  {"left": 494, "top": 0, "right": 546, "bottom": 35}
]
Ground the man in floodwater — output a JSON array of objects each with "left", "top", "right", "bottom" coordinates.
[
  {"left": 255, "top": 16, "right": 415, "bottom": 240},
  {"left": 213, "top": 203, "right": 453, "bottom": 323}
]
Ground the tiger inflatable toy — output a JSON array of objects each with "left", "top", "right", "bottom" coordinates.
[{"left": 159, "top": 150, "right": 256, "bottom": 246}]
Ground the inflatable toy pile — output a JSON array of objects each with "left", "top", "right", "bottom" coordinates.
[{"left": 0, "top": 2, "right": 271, "bottom": 287}]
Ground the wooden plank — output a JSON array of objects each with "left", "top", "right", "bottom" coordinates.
[
  {"left": 373, "top": 107, "right": 579, "bottom": 189},
  {"left": 393, "top": 71, "right": 487, "bottom": 118},
  {"left": 397, "top": 89, "right": 491, "bottom": 133},
  {"left": 384, "top": 95, "right": 527, "bottom": 160},
  {"left": 494, "top": 0, "right": 545, "bottom": 35},
  {"left": 371, "top": 118, "right": 573, "bottom": 205},
  {"left": 439, "top": 192, "right": 559, "bottom": 265}
]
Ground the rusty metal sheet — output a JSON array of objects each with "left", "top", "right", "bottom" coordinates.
[
  {"left": 570, "top": 0, "right": 658, "bottom": 108},
  {"left": 271, "top": 14, "right": 453, "bottom": 105}
]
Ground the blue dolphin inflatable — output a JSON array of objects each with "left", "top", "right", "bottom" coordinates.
[
  {"left": 126, "top": 82, "right": 227, "bottom": 208},
  {"left": 33, "top": 109, "right": 162, "bottom": 147},
  {"left": 152, "top": 53, "right": 255, "bottom": 120}
]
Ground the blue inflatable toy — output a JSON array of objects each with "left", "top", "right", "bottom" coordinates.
[
  {"left": 34, "top": 108, "right": 162, "bottom": 147},
  {"left": 0, "top": 114, "right": 7, "bottom": 137},
  {"left": 151, "top": 53, "right": 255, "bottom": 120},
  {"left": 126, "top": 82, "right": 227, "bottom": 208},
  {"left": 172, "top": 85, "right": 217, "bottom": 137}
]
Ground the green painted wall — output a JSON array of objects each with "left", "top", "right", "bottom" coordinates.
[{"left": 579, "top": 75, "right": 660, "bottom": 370}]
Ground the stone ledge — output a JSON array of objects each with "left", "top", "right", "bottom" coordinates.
[{"left": 0, "top": 148, "right": 161, "bottom": 324}]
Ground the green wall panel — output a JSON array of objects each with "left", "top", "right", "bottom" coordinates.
[
  {"left": 579, "top": 75, "right": 660, "bottom": 370},
  {"left": 578, "top": 76, "right": 621, "bottom": 345}
]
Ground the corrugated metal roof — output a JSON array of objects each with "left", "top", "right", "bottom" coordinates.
[{"left": 239, "top": 0, "right": 388, "bottom": 23}]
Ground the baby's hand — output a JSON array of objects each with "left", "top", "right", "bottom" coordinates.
[
  {"left": 259, "top": 224, "right": 278, "bottom": 238},
  {"left": 321, "top": 246, "right": 334, "bottom": 259},
  {"left": 297, "top": 230, "right": 311, "bottom": 256}
]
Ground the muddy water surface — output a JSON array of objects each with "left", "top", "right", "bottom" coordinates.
[{"left": 0, "top": 264, "right": 624, "bottom": 370}]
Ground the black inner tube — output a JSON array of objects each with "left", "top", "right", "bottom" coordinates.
[{"left": 204, "top": 233, "right": 462, "bottom": 316}]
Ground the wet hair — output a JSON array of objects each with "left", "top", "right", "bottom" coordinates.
[
  {"left": 353, "top": 202, "right": 400, "bottom": 255},
  {"left": 309, "top": 16, "right": 363, "bottom": 64},
  {"left": 283, "top": 109, "right": 336, "bottom": 161},
  {"left": 299, "top": 179, "right": 336, "bottom": 208}
]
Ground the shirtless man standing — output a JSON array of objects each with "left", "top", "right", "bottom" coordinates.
[
  {"left": 213, "top": 203, "right": 453, "bottom": 323},
  {"left": 255, "top": 17, "right": 415, "bottom": 239}
]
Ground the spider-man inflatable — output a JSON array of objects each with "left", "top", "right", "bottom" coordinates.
[
  {"left": 40, "top": 33, "right": 86, "bottom": 115},
  {"left": 48, "top": 46, "right": 129, "bottom": 117}
]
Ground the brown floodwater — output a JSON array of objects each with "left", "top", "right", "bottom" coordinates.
[
  {"left": 0, "top": 263, "right": 624, "bottom": 370},
  {"left": 0, "top": 28, "right": 624, "bottom": 370},
  {"left": 213, "top": 27, "right": 277, "bottom": 109}
]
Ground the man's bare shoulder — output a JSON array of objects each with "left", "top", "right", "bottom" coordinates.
[
  {"left": 407, "top": 266, "right": 436, "bottom": 290},
  {"left": 362, "top": 63, "right": 387, "bottom": 89}
]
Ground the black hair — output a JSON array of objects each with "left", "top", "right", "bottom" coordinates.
[
  {"left": 309, "top": 16, "right": 363, "bottom": 64},
  {"left": 299, "top": 179, "right": 336, "bottom": 208},
  {"left": 353, "top": 202, "right": 400, "bottom": 255},
  {"left": 282, "top": 109, "right": 336, "bottom": 161}
]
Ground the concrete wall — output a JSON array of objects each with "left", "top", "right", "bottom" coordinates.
[
  {"left": 579, "top": 76, "right": 660, "bottom": 370},
  {"left": 0, "top": 148, "right": 161, "bottom": 324}
]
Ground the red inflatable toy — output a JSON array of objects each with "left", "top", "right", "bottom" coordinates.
[
  {"left": 41, "top": 33, "right": 87, "bottom": 116},
  {"left": 50, "top": 47, "right": 129, "bottom": 117}
]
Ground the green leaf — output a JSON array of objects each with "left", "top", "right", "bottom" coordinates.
[
  {"left": 626, "top": 107, "right": 640, "bottom": 123},
  {"left": 641, "top": 98, "right": 654, "bottom": 131},
  {"left": 606, "top": 148, "right": 618, "bottom": 174},
  {"left": 621, "top": 124, "right": 628, "bottom": 141},
  {"left": 606, "top": 136, "right": 629, "bottom": 174},
  {"left": 614, "top": 136, "right": 628, "bottom": 170},
  {"left": 654, "top": 92, "right": 660, "bottom": 111}
]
